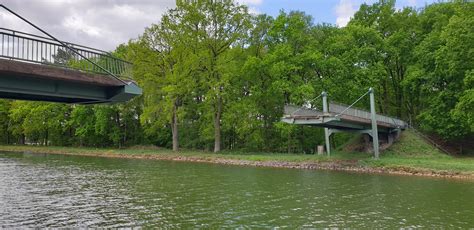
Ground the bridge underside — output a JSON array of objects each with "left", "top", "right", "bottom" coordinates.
[
  {"left": 281, "top": 117, "right": 399, "bottom": 133},
  {"left": 0, "top": 59, "right": 141, "bottom": 104}
]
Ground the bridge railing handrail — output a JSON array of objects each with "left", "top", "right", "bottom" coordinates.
[
  {"left": 329, "top": 101, "right": 406, "bottom": 128},
  {"left": 0, "top": 27, "right": 117, "bottom": 55},
  {"left": 0, "top": 27, "right": 132, "bottom": 78}
]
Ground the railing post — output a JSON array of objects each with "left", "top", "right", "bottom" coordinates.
[
  {"left": 369, "top": 88, "right": 380, "bottom": 159},
  {"left": 322, "top": 91, "right": 331, "bottom": 156}
]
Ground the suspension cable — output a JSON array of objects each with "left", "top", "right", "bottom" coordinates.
[
  {"left": 0, "top": 4, "right": 127, "bottom": 85},
  {"left": 290, "top": 107, "right": 304, "bottom": 116},
  {"left": 335, "top": 89, "right": 371, "bottom": 117},
  {"left": 290, "top": 92, "right": 324, "bottom": 116},
  {"left": 307, "top": 93, "right": 323, "bottom": 107}
]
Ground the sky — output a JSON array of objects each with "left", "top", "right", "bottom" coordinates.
[
  {"left": 0, "top": 0, "right": 437, "bottom": 51},
  {"left": 243, "top": 0, "right": 437, "bottom": 27}
]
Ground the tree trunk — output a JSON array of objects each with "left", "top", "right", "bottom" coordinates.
[
  {"left": 116, "top": 111, "right": 122, "bottom": 148},
  {"left": 381, "top": 81, "right": 389, "bottom": 114},
  {"left": 44, "top": 130, "right": 48, "bottom": 146},
  {"left": 287, "top": 130, "right": 291, "bottom": 154},
  {"left": 213, "top": 96, "right": 222, "bottom": 152},
  {"left": 172, "top": 102, "right": 179, "bottom": 152}
]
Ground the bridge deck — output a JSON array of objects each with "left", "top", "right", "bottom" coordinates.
[
  {"left": 0, "top": 59, "right": 141, "bottom": 104},
  {"left": 0, "top": 27, "right": 141, "bottom": 104},
  {"left": 282, "top": 104, "right": 406, "bottom": 132},
  {"left": 0, "top": 59, "right": 123, "bottom": 86}
]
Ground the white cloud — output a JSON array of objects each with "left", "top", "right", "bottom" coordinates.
[
  {"left": 0, "top": 0, "right": 175, "bottom": 51},
  {"left": 62, "top": 15, "right": 102, "bottom": 37},
  {"left": 236, "top": 0, "right": 264, "bottom": 5},
  {"left": 247, "top": 7, "right": 261, "bottom": 15},
  {"left": 236, "top": 0, "right": 263, "bottom": 15},
  {"left": 335, "top": 0, "right": 357, "bottom": 27},
  {"left": 407, "top": 0, "right": 418, "bottom": 6}
]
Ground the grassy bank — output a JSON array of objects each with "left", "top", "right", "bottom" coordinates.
[{"left": 0, "top": 130, "right": 473, "bottom": 179}]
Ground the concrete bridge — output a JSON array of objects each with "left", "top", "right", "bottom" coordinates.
[
  {"left": 282, "top": 89, "right": 407, "bottom": 158},
  {"left": 0, "top": 5, "right": 141, "bottom": 104}
]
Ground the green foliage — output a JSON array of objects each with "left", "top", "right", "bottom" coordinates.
[
  {"left": 5, "top": 101, "right": 70, "bottom": 145},
  {"left": 0, "top": 100, "right": 11, "bottom": 144},
  {"left": 0, "top": 99, "right": 142, "bottom": 147},
  {"left": 0, "top": 0, "right": 472, "bottom": 152},
  {"left": 415, "top": 2, "right": 473, "bottom": 139}
]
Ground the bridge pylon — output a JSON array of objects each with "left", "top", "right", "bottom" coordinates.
[
  {"left": 369, "top": 88, "right": 380, "bottom": 159},
  {"left": 322, "top": 92, "right": 331, "bottom": 156}
]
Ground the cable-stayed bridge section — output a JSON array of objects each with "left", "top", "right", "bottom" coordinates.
[
  {"left": 283, "top": 103, "right": 406, "bottom": 132},
  {"left": 282, "top": 89, "right": 407, "bottom": 158}
]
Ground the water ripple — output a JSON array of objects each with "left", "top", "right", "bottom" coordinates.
[{"left": 1, "top": 152, "right": 473, "bottom": 228}]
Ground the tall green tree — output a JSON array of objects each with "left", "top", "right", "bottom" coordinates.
[
  {"left": 173, "top": 0, "right": 251, "bottom": 152},
  {"left": 416, "top": 2, "right": 473, "bottom": 140},
  {"left": 350, "top": 0, "right": 420, "bottom": 117}
]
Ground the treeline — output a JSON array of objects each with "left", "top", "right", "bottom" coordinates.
[
  {"left": 0, "top": 0, "right": 472, "bottom": 153},
  {"left": 0, "top": 100, "right": 143, "bottom": 147}
]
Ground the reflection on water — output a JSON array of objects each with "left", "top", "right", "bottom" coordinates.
[{"left": 0, "top": 151, "right": 473, "bottom": 228}]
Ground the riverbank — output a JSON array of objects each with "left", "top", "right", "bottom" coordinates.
[{"left": 1, "top": 131, "right": 473, "bottom": 179}]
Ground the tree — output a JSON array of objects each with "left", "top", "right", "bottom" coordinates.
[
  {"left": 1, "top": 0, "right": 472, "bottom": 153},
  {"left": 69, "top": 105, "right": 96, "bottom": 146},
  {"left": 0, "top": 100, "right": 11, "bottom": 144},
  {"left": 129, "top": 3, "right": 202, "bottom": 151},
  {"left": 8, "top": 101, "right": 69, "bottom": 145},
  {"left": 350, "top": 0, "right": 420, "bottom": 117},
  {"left": 416, "top": 2, "right": 473, "bottom": 140},
  {"left": 175, "top": 0, "right": 251, "bottom": 152}
]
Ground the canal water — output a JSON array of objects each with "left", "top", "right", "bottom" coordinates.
[{"left": 0, "top": 151, "right": 473, "bottom": 228}]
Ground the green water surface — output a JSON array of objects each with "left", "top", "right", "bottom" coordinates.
[{"left": 0, "top": 151, "right": 473, "bottom": 228}]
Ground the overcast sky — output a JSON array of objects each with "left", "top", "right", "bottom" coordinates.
[{"left": 0, "top": 0, "right": 436, "bottom": 52}]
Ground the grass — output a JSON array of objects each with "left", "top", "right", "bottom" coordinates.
[
  {"left": 0, "top": 144, "right": 330, "bottom": 162},
  {"left": 0, "top": 144, "right": 370, "bottom": 163},
  {"left": 359, "top": 131, "right": 474, "bottom": 173},
  {"left": 1, "top": 130, "right": 473, "bottom": 177}
]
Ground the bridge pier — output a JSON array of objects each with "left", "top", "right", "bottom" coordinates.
[
  {"left": 323, "top": 129, "right": 403, "bottom": 156},
  {"left": 361, "top": 129, "right": 401, "bottom": 152},
  {"left": 386, "top": 129, "right": 401, "bottom": 146},
  {"left": 363, "top": 133, "right": 371, "bottom": 152},
  {"left": 388, "top": 133, "right": 394, "bottom": 145}
]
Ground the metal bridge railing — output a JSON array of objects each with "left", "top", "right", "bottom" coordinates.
[
  {"left": 0, "top": 27, "right": 132, "bottom": 78},
  {"left": 329, "top": 102, "right": 406, "bottom": 128}
]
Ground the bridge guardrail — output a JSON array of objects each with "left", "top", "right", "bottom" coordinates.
[
  {"left": 329, "top": 102, "right": 406, "bottom": 128},
  {"left": 0, "top": 27, "right": 132, "bottom": 79}
]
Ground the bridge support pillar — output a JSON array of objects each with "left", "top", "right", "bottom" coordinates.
[
  {"left": 369, "top": 88, "right": 380, "bottom": 159},
  {"left": 324, "top": 128, "right": 331, "bottom": 156},
  {"left": 388, "top": 133, "right": 394, "bottom": 145},
  {"left": 362, "top": 133, "right": 372, "bottom": 152},
  {"left": 322, "top": 92, "right": 331, "bottom": 156},
  {"left": 387, "top": 129, "right": 401, "bottom": 145}
]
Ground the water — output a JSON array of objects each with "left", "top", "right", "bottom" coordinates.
[{"left": 0, "top": 151, "right": 473, "bottom": 228}]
